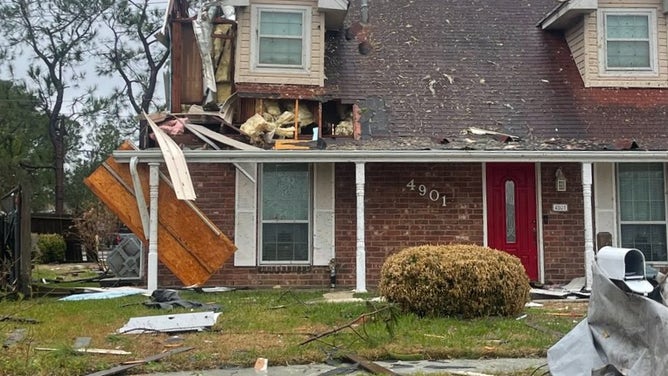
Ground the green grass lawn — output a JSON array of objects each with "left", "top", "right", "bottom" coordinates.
[{"left": 0, "top": 282, "right": 586, "bottom": 376}]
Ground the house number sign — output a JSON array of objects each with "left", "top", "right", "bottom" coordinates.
[{"left": 406, "top": 179, "right": 447, "bottom": 207}]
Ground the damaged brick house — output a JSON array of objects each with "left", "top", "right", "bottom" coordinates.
[{"left": 90, "top": 0, "right": 668, "bottom": 291}]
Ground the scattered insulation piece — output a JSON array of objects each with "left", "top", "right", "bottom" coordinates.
[{"left": 335, "top": 119, "right": 354, "bottom": 136}]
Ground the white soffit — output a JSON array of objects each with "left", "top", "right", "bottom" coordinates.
[
  {"left": 319, "top": 0, "right": 349, "bottom": 30},
  {"left": 539, "top": 0, "right": 598, "bottom": 30}
]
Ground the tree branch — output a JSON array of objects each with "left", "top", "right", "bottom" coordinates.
[{"left": 299, "top": 306, "right": 392, "bottom": 346}]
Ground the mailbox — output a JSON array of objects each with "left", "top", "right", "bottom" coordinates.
[{"left": 596, "top": 246, "right": 654, "bottom": 295}]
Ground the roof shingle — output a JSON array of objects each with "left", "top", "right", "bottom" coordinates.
[{"left": 323, "top": 0, "right": 668, "bottom": 151}]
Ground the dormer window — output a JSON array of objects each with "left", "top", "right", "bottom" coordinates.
[
  {"left": 251, "top": 5, "right": 311, "bottom": 72},
  {"left": 599, "top": 9, "right": 657, "bottom": 74}
]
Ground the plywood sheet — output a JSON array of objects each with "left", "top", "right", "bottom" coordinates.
[{"left": 84, "top": 144, "right": 236, "bottom": 286}]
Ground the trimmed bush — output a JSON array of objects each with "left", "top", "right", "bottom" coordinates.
[
  {"left": 379, "top": 244, "right": 530, "bottom": 318},
  {"left": 36, "top": 233, "right": 67, "bottom": 263}
]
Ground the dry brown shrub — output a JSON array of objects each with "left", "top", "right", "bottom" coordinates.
[{"left": 378, "top": 244, "right": 530, "bottom": 318}]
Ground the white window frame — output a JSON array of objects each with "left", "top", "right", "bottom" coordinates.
[
  {"left": 258, "top": 163, "right": 313, "bottom": 265},
  {"left": 250, "top": 4, "right": 311, "bottom": 73},
  {"left": 597, "top": 9, "right": 658, "bottom": 75},
  {"left": 616, "top": 163, "right": 668, "bottom": 263}
]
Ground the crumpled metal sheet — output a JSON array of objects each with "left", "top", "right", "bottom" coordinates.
[
  {"left": 193, "top": 5, "right": 218, "bottom": 94},
  {"left": 548, "top": 262, "right": 668, "bottom": 375}
]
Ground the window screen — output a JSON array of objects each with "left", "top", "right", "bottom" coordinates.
[
  {"left": 618, "top": 163, "right": 667, "bottom": 262},
  {"left": 261, "top": 163, "right": 310, "bottom": 262},
  {"left": 258, "top": 10, "right": 304, "bottom": 66},
  {"left": 605, "top": 14, "right": 651, "bottom": 69}
]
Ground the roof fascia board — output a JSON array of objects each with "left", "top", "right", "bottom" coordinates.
[
  {"left": 539, "top": 0, "right": 598, "bottom": 30},
  {"left": 225, "top": 0, "right": 250, "bottom": 6},
  {"left": 318, "top": 0, "right": 349, "bottom": 30},
  {"left": 113, "top": 149, "right": 668, "bottom": 164},
  {"left": 318, "top": 0, "right": 348, "bottom": 11}
]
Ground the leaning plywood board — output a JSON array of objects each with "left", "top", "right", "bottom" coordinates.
[{"left": 84, "top": 143, "right": 236, "bottom": 286}]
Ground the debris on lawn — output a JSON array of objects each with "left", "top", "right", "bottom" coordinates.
[
  {"left": 342, "top": 354, "right": 400, "bottom": 376},
  {"left": 35, "top": 347, "right": 131, "bottom": 355},
  {"left": 59, "top": 287, "right": 146, "bottom": 301},
  {"left": 0, "top": 315, "right": 39, "bottom": 324},
  {"left": 84, "top": 346, "right": 194, "bottom": 376},
  {"left": 530, "top": 276, "right": 590, "bottom": 300},
  {"left": 194, "top": 286, "right": 235, "bottom": 293},
  {"left": 299, "top": 304, "right": 397, "bottom": 346},
  {"left": 73, "top": 336, "right": 92, "bottom": 349},
  {"left": 143, "top": 288, "right": 220, "bottom": 310},
  {"left": 547, "top": 260, "right": 668, "bottom": 375},
  {"left": 117, "top": 311, "right": 221, "bottom": 334},
  {"left": 254, "top": 357, "right": 268, "bottom": 372},
  {"left": 3, "top": 328, "right": 26, "bottom": 348}
]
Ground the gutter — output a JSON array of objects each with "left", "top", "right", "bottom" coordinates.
[{"left": 113, "top": 149, "right": 668, "bottom": 164}]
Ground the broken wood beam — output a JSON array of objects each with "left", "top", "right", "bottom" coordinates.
[
  {"left": 36, "top": 348, "right": 131, "bottom": 355},
  {"left": 0, "top": 315, "right": 39, "bottom": 324},
  {"left": 342, "top": 354, "right": 400, "bottom": 376},
  {"left": 84, "top": 346, "right": 194, "bottom": 376}
]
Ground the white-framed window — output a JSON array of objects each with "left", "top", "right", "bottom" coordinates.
[
  {"left": 598, "top": 9, "right": 657, "bottom": 74},
  {"left": 251, "top": 5, "right": 311, "bottom": 71},
  {"left": 617, "top": 163, "right": 668, "bottom": 262},
  {"left": 259, "top": 163, "right": 312, "bottom": 264}
]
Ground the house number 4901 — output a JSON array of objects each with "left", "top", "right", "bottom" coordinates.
[{"left": 406, "top": 179, "right": 447, "bottom": 207}]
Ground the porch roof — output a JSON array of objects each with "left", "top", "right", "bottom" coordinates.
[{"left": 113, "top": 148, "right": 668, "bottom": 164}]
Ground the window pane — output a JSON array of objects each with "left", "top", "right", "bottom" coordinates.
[
  {"left": 607, "top": 41, "right": 650, "bottom": 68},
  {"left": 258, "top": 10, "right": 304, "bottom": 66},
  {"left": 262, "top": 164, "right": 309, "bottom": 220},
  {"left": 619, "top": 163, "right": 667, "bottom": 262},
  {"left": 619, "top": 163, "right": 665, "bottom": 221},
  {"left": 261, "top": 163, "right": 310, "bottom": 263},
  {"left": 605, "top": 14, "right": 651, "bottom": 69},
  {"left": 259, "top": 38, "right": 302, "bottom": 65},
  {"left": 621, "top": 224, "right": 667, "bottom": 262},
  {"left": 607, "top": 15, "right": 649, "bottom": 39},
  {"left": 505, "top": 180, "right": 516, "bottom": 243},
  {"left": 262, "top": 223, "right": 309, "bottom": 262},
  {"left": 260, "top": 11, "right": 302, "bottom": 37}
]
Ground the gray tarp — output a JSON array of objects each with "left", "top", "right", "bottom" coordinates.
[{"left": 547, "top": 262, "right": 668, "bottom": 375}]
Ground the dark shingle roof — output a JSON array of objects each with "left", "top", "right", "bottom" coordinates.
[{"left": 323, "top": 0, "right": 668, "bottom": 151}]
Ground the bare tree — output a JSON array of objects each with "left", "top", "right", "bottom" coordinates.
[
  {"left": 0, "top": 0, "right": 114, "bottom": 214},
  {"left": 98, "top": 0, "right": 170, "bottom": 148}
]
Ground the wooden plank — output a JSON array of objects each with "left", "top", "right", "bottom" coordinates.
[
  {"left": 85, "top": 346, "right": 194, "bottom": 376},
  {"left": 84, "top": 143, "right": 236, "bottom": 286},
  {"left": 342, "top": 354, "right": 400, "bottom": 376},
  {"left": 274, "top": 140, "right": 319, "bottom": 150},
  {"left": 36, "top": 348, "right": 131, "bottom": 355},
  {"left": 85, "top": 160, "right": 211, "bottom": 285},
  {"left": 104, "top": 156, "right": 236, "bottom": 274}
]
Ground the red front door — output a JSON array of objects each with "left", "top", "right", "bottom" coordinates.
[{"left": 486, "top": 163, "right": 538, "bottom": 280}]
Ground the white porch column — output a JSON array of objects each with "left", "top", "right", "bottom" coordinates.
[
  {"left": 582, "top": 163, "right": 594, "bottom": 291},
  {"left": 147, "top": 162, "right": 160, "bottom": 293},
  {"left": 355, "top": 162, "right": 367, "bottom": 292}
]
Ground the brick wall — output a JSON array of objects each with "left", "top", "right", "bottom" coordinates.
[
  {"left": 156, "top": 161, "right": 584, "bottom": 288},
  {"left": 334, "top": 163, "right": 485, "bottom": 288},
  {"left": 540, "top": 163, "right": 585, "bottom": 284},
  {"left": 158, "top": 163, "right": 332, "bottom": 288}
]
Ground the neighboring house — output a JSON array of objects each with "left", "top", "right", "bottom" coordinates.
[{"left": 106, "top": 0, "right": 668, "bottom": 291}]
